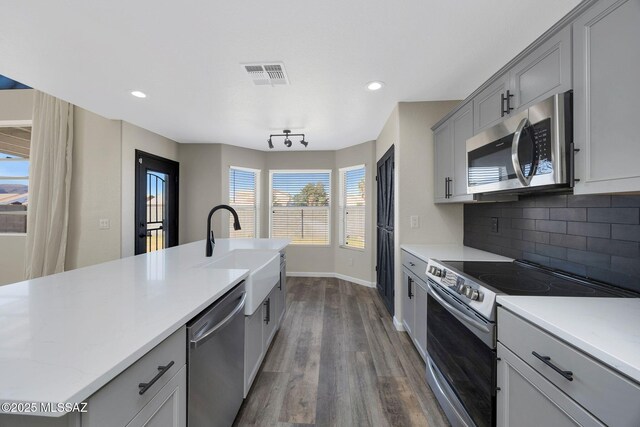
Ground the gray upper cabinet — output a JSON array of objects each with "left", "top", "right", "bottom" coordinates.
[
  {"left": 510, "top": 26, "right": 572, "bottom": 112},
  {"left": 451, "top": 103, "right": 473, "bottom": 198},
  {"left": 573, "top": 0, "right": 640, "bottom": 194},
  {"left": 434, "top": 123, "right": 451, "bottom": 202},
  {"left": 473, "top": 26, "right": 571, "bottom": 135},
  {"left": 434, "top": 102, "right": 474, "bottom": 203},
  {"left": 473, "top": 73, "right": 510, "bottom": 133}
]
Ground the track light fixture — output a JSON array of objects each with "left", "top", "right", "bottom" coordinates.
[{"left": 267, "top": 129, "right": 309, "bottom": 149}]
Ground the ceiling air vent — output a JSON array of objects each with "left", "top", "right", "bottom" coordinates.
[{"left": 242, "top": 62, "right": 290, "bottom": 86}]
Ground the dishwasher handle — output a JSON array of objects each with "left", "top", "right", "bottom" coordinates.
[{"left": 190, "top": 292, "right": 246, "bottom": 349}]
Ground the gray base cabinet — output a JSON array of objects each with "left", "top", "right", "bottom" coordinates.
[
  {"left": 573, "top": 0, "right": 640, "bottom": 194},
  {"left": 82, "top": 327, "right": 187, "bottom": 427},
  {"left": 497, "top": 307, "right": 640, "bottom": 427},
  {"left": 497, "top": 343, "right": 603, "bottom": 427},
  {"left": 244, "top": 253, "right": 287, "bottom": 397},
  {"left": 244, "top": 305, "right": 264, "bottom": 397},
  {"left": 401, "top": 250, "right": 428, "bottom": 361},
  {"left": 126, "top": 366, "right": 186, "bottom": 427}
]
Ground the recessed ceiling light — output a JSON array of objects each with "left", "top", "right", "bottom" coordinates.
[
  {"left": 366, "top": 81, "right": 384, "bottom": 91},
  {"left": 130, "top": 90, "right": 147, "bottom": 98}
]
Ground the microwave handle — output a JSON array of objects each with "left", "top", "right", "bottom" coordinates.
[{"left": 511, "top": 117, "right": 535, "bottom": 187}]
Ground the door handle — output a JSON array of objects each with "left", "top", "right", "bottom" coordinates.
[
  {"left": 427, "top": 282, "right": 490, "bottom": 334},
  {"left": 408, "top": 276, "right": 413, "bottom": 299},
  {"left": 532, "top": 351, "right": 573, "bottom": 381},
  {"left": 511, "top": 118, "right": 536, "bottom": 187},
  {"left": 501, "top": 90, "right": 514, "bottom": 116},
  {"left": 190, "top": 292, "right": 246, "bottom": 348},
  {"left": 138, "top": 361, "right": 174, "bottom": 395},
  {"left": 264, "top": 299, "right": 271, "bottom": 324}
]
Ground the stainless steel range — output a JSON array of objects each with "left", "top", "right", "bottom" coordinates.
[{"left": 424, "top": 259, "right": 637, "bottom": 427}]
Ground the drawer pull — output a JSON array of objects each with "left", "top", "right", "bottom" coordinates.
[
  {"left": 532, "top": 351, "right": 573, "bottom": 381},
  {"left": 409, "top": 262, "right": 416, "bottom": 267},
  {"left": 138, "top": 360, "right": 175, "bottom": 395}
]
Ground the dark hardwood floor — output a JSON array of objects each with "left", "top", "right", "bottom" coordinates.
[{"left": 233, "top": 277, "right": 449, "bottom": 427}]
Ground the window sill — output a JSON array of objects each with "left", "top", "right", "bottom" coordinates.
[{"left": 339, "top": 245, "right": 365, "bottom": 252}]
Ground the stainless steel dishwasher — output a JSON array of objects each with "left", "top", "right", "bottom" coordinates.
[{"left": 187, "top": 281, "right": 246, "bottom": 427}]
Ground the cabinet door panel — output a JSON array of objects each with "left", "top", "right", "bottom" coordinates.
[
  {"left": 244, "top": 308, "right": 263, "bottom": 397},
  {"left": 401, "top": 268, "right": 415, "bottom": 336},
  {"left": 497, "top": 344, "right": 603, "bottom": 427},
  {"left": 452, "top": 103, "right": 473, "bottom": 198},
  {"left": 473, "top": 74, "right": 509, "bottom": 132},
  {"left": 510, "top": 26, "right": 571, "bottom": 111},
  {"left": 434, "top": 123, "right": 451, "bottom": 202},
  {"left": 126, "top": 366, "right": 187, "bottom": 427},
  {"left": 573, "top": 0, "right": 640, "bottom": 193},
  {"left": 413, "top": 280, "right": 427, "bottom": 361},
  {"left": 262, "top": 291, "right": 278, "bottom": 351}
]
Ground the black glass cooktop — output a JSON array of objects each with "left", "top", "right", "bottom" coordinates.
[{"left": 442, "top": 260, "right": 637, "bottom": 297}]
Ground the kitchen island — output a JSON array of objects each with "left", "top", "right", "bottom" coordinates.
[{"left": 0, "top": 238, "right": 289, "bottom": 426}]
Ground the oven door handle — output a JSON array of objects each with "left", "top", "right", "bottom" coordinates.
[
  {"left": 511, "top": 117, "right": 536, "bottom": 187},
  {"left": 427, "top": 283, "right": 490, "bottom": 334}
]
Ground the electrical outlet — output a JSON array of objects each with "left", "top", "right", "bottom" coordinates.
[
  {"left": 410, "top": 215, "right": 420, "bottom": 229},
  {"left": 491, "top": 217, "right": 499, "bottom": 233},
  {"left": 99, "top": 219, "right": 111, "bottom": 230}
]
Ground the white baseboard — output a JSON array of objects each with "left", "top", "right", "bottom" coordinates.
[
  {"left": 393, "top": 316, "right": 405, "bottom": 331},
  {"left": 287, "top": 271, "right": 376, "bottom": 288}
]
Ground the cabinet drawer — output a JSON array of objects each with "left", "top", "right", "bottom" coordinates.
[
  {"left": 401, "top": 250, "right": 429, "bottom": 284},
  {"left": 498, "top": 308, "right": 640, "bottom": 427},
  {"left": 83, "top": 326, "right": 186, "bottom": 427}
]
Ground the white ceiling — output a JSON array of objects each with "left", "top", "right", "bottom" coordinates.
[{"left": 0, "top": 0, "right": 580, "bottom": 151}]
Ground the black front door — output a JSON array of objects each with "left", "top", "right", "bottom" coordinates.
[
  {"left": 376, "top": 145, "right": 394, "bottom": 315},
  {"left": 135, "top": 150, "right": 179, "bottom": 255}
]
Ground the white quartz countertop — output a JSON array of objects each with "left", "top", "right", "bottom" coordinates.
[
  {"left": 497, "top": 296, "right": 640, "bottom": 384},
  {"left": 0, "top": 238, "right": 289, "bottom": 415},
  {"left": 401, "top": 244, "right": 513, "bottom": 263}
]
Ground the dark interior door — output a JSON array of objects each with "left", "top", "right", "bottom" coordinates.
[
  {"left": 376, "top": 145, "right": 394, "bottom": 315},
  {"left": 135, "top": 150, "right": 179, "bottom": 255}
]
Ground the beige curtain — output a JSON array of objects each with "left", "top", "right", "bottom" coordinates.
[{"left": 25, "top": 91, "right": 74, "bottom": 279}]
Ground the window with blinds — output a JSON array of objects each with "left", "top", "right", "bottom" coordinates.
[
  {"left": 229, "top": 166, "right": 259, "bottom": 238},
  {"left": 0, "top": 126, "right": 31, "bottom": 234},
  {"left": 339, "top": 165, "right": 366, "bottom": 249},
  {"left": 270, "top": 170, "right": 331, "bottom": 245}
]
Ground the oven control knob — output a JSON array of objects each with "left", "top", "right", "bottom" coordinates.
[
  {"left": 466, "top": 288, "right": 481, "bottom": 301},
  {"left": 434, "top": 268, "right": 442, "bottom": 277}
]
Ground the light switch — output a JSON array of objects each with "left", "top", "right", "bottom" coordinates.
[
  {"left": 410, "top": 215, "right": 420, "bottom": 229},
  {"left": 99, "top": 219, "right": 111, "bottom": 230}
]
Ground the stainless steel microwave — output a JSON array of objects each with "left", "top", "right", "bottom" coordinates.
[{"left": 466, "top": 91, "right": 573, "bottom": 195}]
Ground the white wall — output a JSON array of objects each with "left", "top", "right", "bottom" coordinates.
[
  {"left": 178, "top": 142, "right": 377, "bottom": 284},
  {"left": 0, "top": 89, "right": 33, "bottom": 285},
  {"left": 376, "top": 101, "right": 464, "bottom": 320},
  {"left": 121, "top": 122, "right": 179, "bottom": 257},
  {"left": 0, "top": 235, "right": 26, "bottom": 285},
  {"left": 334, "top": 141, "right": 376, "bottom": 284},
  {"left": 0, "top": 89, "right": 33, "bottom": 125},
  {"left": 178, "top": 143, "right": 222, "bottom": 244},
  {"left": 66, "top": 107, "right": 122, "bottom": 270}
]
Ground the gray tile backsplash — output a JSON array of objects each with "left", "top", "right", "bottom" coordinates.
[{"left": 464, "top": 194, "right": 640, "bottom": 292}]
